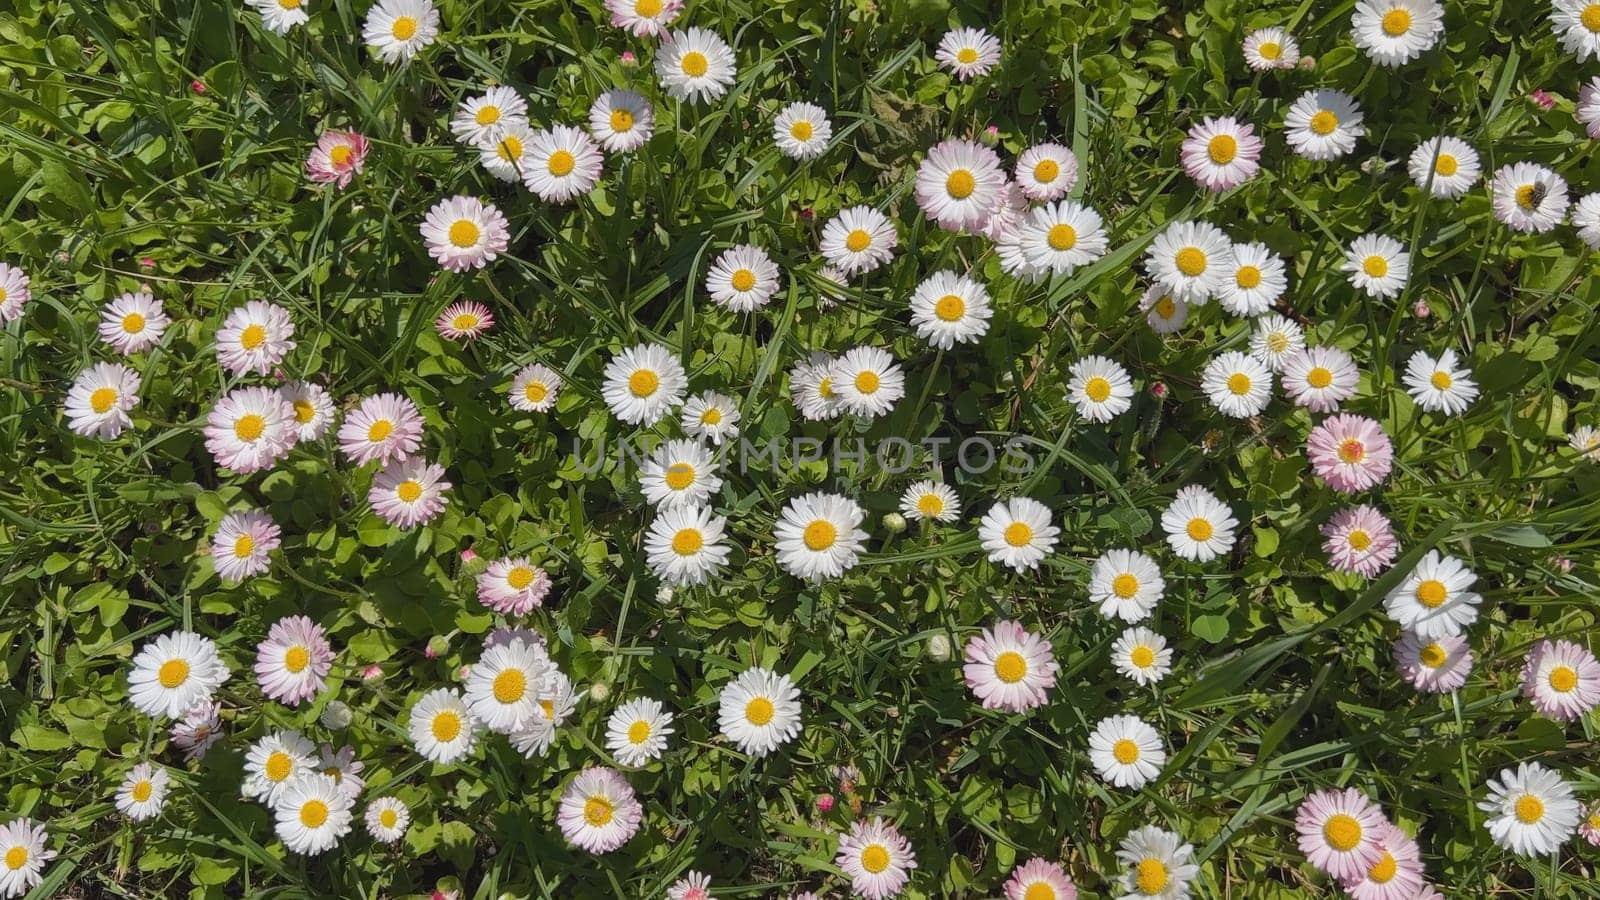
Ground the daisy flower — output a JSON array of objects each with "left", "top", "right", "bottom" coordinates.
[
  {"left": 1480, "top": 762, "right": 1580, "bottom": 856},
  {"left": 602, "top": 343, "right": 687, "bottom": 426},
  {"left": 1320, "top": 505, "right": 1399, "bottom": 577},
  {"left": 508, "top": 669, "right": 578, "bottom": 758},
  {"left": 64, "top": 362, "right": 141, "bottom": 439},
  {"left": 98, "top": 291, "right": 168, "bottom": 354},
  {"left": 1579, "top": 76, "right": 1600, "bottom": 138},
  {"left": 408, "top": 687, "right": 479, "bottom": 764},
  {"left": 280, "top": 381, "right": 335, "bottom": 442},
  {"left": 1116, "top": 825, "right": 1198, "bottom": 900},
  {"left": 606, "top": 697, "right": 675, "bottom": 767},
  {"left": 819, "top": 205, "right": 897, "bottom": 275},
  {"left": 936, "top": 26, "right": 1000, "bottom": 80},
  {"left": 1249, "top": 314, "right": 1306, "bottom": 371},
  {"left": 962, "top": 620, "right": 1059, "bottom": 712},
  {"left": 1571, "top": 425, "right": 1600, "bottom": 461},
  {"left": 1521, "top": 639, "right": 1600, "bottom": 722},
  {"left": 668, "top": 872, "right": 712, "bottom": 900},
  {"left": 275, "top": 773, "right": 353, "bottom": 855},
  {"left": 706, "top": 244, "right": 781, "bottom": 312},
  {"left": 1281, "top": 346, "right": 1359, "bottom": 413},
  {"left": 604, "top": 0, "right": 682, "bottom": 37},
  {"left": 718, "top": 667, "right": 802, "bottom": 757},
  {"left": 1551, "top": 0, "right": 1600, "bottom": 62},
  {"left": 1491, "top": 163, "right": 1569, "bottom": 233},
  {"left": 1015, "top": 143, "right": 1078, "bottom": 201},
  {"left": 361, "top": 0, "right": 439, "bottom": 64},
  {"left": 899, "top": 480, "right": 960, "bottom": 524},
  {"left": 1394, "top": 631, "right": 1473, "bottom": 693},
  {"left": 338, "top": 392, "right": 424, "bottom": 466},
  {"left": 1342, "top": 822, "right": 1424, "bottom": 900},
  {"left": 1403, "top": 349, "right": 1478, "bottom": 415},
  {"left": 644, "top": 505, "right": 730, "bottom": 587},
  {"left": 241, "top": 729, "right": 317, "bottom": 806},
  {"left": 129, "top": 630, "right": 229, "bottom": 719},
  {"left": 248, "top": 0, "right": 309, "bottom": 34},
  {"left": 1574, "top": 193, "right": 1600, "bottom": 250},
  {"left": 1243, "top": 27, "right": 1300, "bottom": 70},
  {"left": 1141, "top": 286, "right": 1188, "bottom": 334},
  {"left": 909, "top": 269, "right": 992, "bottom": 349},
  {"left": 773, "top": 492, "right": 868, "bottom": 582},
  {"left": 479, "top": 121, "right": 536, "bottom": 182},
  {"left": 1352, "top": 0, "right": 1445, "bottom": 67},
  {"left": 420, "top": 195, "right": 510, "bottom": 272},
  {"left": 369, "top": 456, "right": 450, "bottom": 528},
  {"left": 476, "top": 558, "right": 552, "bottom": 615},
  {"left": 1089, "top": 549, "right": 1165, "bottom": 622},
  {"left": 1218, "top": 242, "right": 1286, "bottom": 316},
  {"left": 216, "top": 300, "right": 295, "bottom": 375},
  {"left": 558, "top": 767, "right": 642, "bottom": 854},
  {"left": 115, "top": 762, "right": 170, "bottom": 821},
  {"left": 1181, "top": 116, "right": 1263, "bottom": 192},
  {"left": 1284, "top": 89, "right": 1364, "bottom": 161},
  {"left": 1066, "top": 355, "right": 1134, "bottom": 423},
  {"left": 831, "top": 346, "right": 906, "bottom": 418},
  {"left": 169, "top": 698, "right": 224, "bottom": 761},
  {"left": 589, "top": 89, "right": 654, "bottom": 153},
  {"left": 464, "top": 637, "right": 549, "bottom": 733},
  {"left": 450, "top": 85, "right": 528, "bottom": 146},
  {"left": 980, "top": 180, "right": 1031, "bottom": 244},
  {"left": 656, "top": 28, "right": 736, "bottom": 104},
  {"left": 254, "top": 615, "right": 332, "bottom": 706},
  {"left": 365, "top": 797, "right": 410, "bottom": 843},
  {"left": 788, "top": 352, "right": 845, "bottom": 421},
  {"left": 1407, "top": 136, "right": 1480, "bottom": 198},
  {"left": 774, "top": 101, "right": 832, "bottom": 160},
  {"left": 1161, "top": 485, "right": 1237, "bottom": 562},
  {"left": 1009, "top": 200, "right": 1109, "bottom": 276},
  {"left": 510, "top": 363, "right": 562, "bottom": 413},
  {"left": 0, "top": 819, "right": 55, "bottom": 899},
  {"left": 813, "top": 265, "right": 851, "bottom": 309},
  {"left": 305, "top": 130, "right": 368, "bottom": 188},
  {"left": 979, "top": 497, "right": 1059, "bottom": 572},
  {"left": 681, "top": 391, "right": 740, "bottom": 445},
  {"left": 212, "top": 509, "right": 280, "bottom": 584},
  {"left": 1295, "top": 788, "right": 1387, "bottom": 881},
  {"left": 1002, "top": 858, "right": 1076, "bottom": 900},
  {"left": 1202, "top": 350, "right": 1273, "bottom": 418},
  {"left": 1383, "top": 550, "right": 1482, "bottom": 640},
  {"left": 435, "top": 300, "right": 494, "bottom": 340},
  {"left": 1308, "top": 414, "right": 1393, "bottom": 494},
  {"left": 915, "top": 139, "right": 1005, "bottom": 232},
  {"left": 1088, "top": 715, "right": 1165, "bottom": 789},
  {"left": 0, "top": 263, "right": 29, "bottom": 324},
  {"left": 1343, "top": 234, "right": 1409, "bottom": 299},
  {"left": 1145, "top": 221, "right": 1234, "bottom": 303},
  {"left": 524, "top": 125, "right": 603, "bottom": 203},
  {"left": 640, "top": 439, "right": 722, "bottom": 509},
  {"left": 1112, "top": 627, "right": 1173, "bottom": 686},
  {"left": 836, "top": 817, "right": 917, "bottom": 899},
  {"left": 317, "top": 744, "right": 365, "bottom": 800}
]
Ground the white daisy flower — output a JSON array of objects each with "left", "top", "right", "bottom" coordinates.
[
  {"left": 0, "top": 262, "right": 29, "bottom": 324},
  {"left": 510, "top": 363, "right": 562, "bottom": 413},
  {"left": 1088, "top": 715, "right": 1166, "bottom": 789},
  {"left": 836, "top": 818, "right": 918, "bottom": 899},
  {"left": 1491, "top": 162, "right": 1570, "bottom": 233},
  {"left": 978, "top": 497, "right": 1059, "bottom": 572},
  {"left": 644, "top": 505, "right": 730, "bottom": 587},
  {"left": 788, "top": 352, "right": 845, "bottom": 421},
  {"left": 1281, "top": 346, "right": 1360, "bottom": 413},
  {"left": 1352, "top": 0, "right": 1445, "bottom": 67},
  {"left": 1551, "top": 0, "right": 1600, "bottom": 62},
  {"left": 1407, "top": 136, "right": 1481, "bottom": 198},
  {"left": 64, "top": 362, "right": 141, "bottom": 440},
  {"left": 451, "top": 85, "right": 528, "bottom": 146},
  {"left": 1218, "top": 242, "right": 1287, "bottom": 316},
  {"left": 364, "top": 797, "right": 410, "bottom": 843},
  {"left": 1402, "top": 348, "right": 1478, "bottom": 416},
  {"left": 508, "top": 669, "right": 579, "bottom": 759},
  {"left": 1480, "top": 762, "right": 1580, "bottom": 856},
  {"left": 1573, "top": 193, "right": 1600, "bottom": 250},
  {"left": 241, "top": 729, "right": 317, "bottom": 806},
  {"left": 1579, "top": 76, "right": 1600, "bottom": 138},
  {"left": 315, "top": 744, "right": 365, "bottom": 801},
  {"left": 655, "top": 28, "right": 737, "bottom": 104},
  {"left": 1181, "top": 115, "right": 1264, "bottom": 192},
  {"left": 1112, "top": 627, "right": 1173, "bottom": 686},
  {"left": 216, "top": 300, "right": 295, "bottom": 376},
  {"left": 420, "top": 195, "right": 510, "bottom": 272},
  {"left": 464, "top": 638, "right": 550, "bottom": 733},
  {"left": 98, "top": 291, "right": 169, "bottom": 354},
  {"left": 1161, "top": 485, "right": 1238, "bottom": 563},
  {"left": 1249, "top": 313, "right": 1306, "bottom": 371},
  {"left": 1284, "top": 89, "right": 1365, "bottom": 161},
  {"left": 588, "top": 89, "right": 653, "bottom": 154},
  {"left": 1521, "top": 639, "right": 1600, "bottom": 723},
  {"left": 819, "top": 205, "right": 897, "bottom": 275},
  {"left": 1116, "top": 825, "right": 1199, "bottom": 900},
  {"left": 830, "top": 346, "right": 906, "bottom": 418},
  {"left": 337, "top": 392, "right": 423, "bottom": 466},
  {"left": 915, "top": 139, "right": 1006, "bottom": 232},
  {"left": 247, "top": 0, "right": 310, "bottom": 34},
  {"left": 936, "top": 26, "right": 1001, "bottom": 80},
  {"left": 524, "top": 125, "right": 604, "bottom": 204},
  {"left": 408, "top": 687, "right": 480, "bottom": 764},
  {"left": 774, "top": 101, "right": 832, "bottom": 160},
  {"left": 0, "top": 818, "right": 56, "bottom": 899},
  {"left": 1141, "top": 285, "right": 1188, "bottom": 334},
  {"left": 361, "top": 0, "right": 439, "bottom": 64},
  {"left": 603, "top": 0, "right": 682, "bottom": 37},
  {"left": 773, "top": 492, "right": 868, "bottom": 582},
  {"left": 1383, "top": 550, "right": 1482, "bottom": 640},
  {"left": 1570, "top": 425, "right": 1600, "bottom": 461},
  {"left": 1343, "top": 234, "right": 1409, "bottom": 299},
  {"left": 706, "top": 244, "right": 781, "bottom": 312},
  {"left": 681, "top": 391, "right": 740, "bottom": 445},
  {"left": 908, "top": 269, "right": 992, "bottom": 349},
  {"left": 368, "top": 456, "right": 451, "bottom": 529},
  {"left": 1242, "top": 27, "right": 1300, "bottom": 70},
  {"left": 1066, "top": 355, "right": 1134, "bottom": 423},
  {"left": 557, "top": 767, "right": 642, "bottom": 854},
  {"left": 279, "top": 381, "right": 335, "bottom": 442},
  {"left": 115, "top": 762, "right": 170, "bottom": 821},
  {"left": 1202, "top": 350, "right": 1273, "bottom": 418},
  {"left": 127, "top": 630, "right": 229, "bottom": 719},
  {"left": 962, "top": 619, "right": 1059, "bottom": 712},
  {"left": 601, "top": 343, "right": 688, "bottom": 426},
  {"left": 1089, "top": 549, "right": 1166, "bottom": 622},
  {"left": 605, "top": 697, "right": 675, "bottom": 767},
  {"left": 1145, "top": 220, "right": 1234, "bottom": 303},
  {"left": 1008, "top": 200, "right": 1109, "bottom": 277},
  {"left": 899, "top": 480, "right": 960, "bottom": 524},
  {"left": 212, "top": 509, "right": 279, "bottom": 584},
  {"left": 718, "top": 667, "right": 802, "bottom": 757},
  {"left": 274, "top": 773, "right": 353, "bottom": 855},
  {"left": 640, "top": 439, "right": 722, "bottom": 509},
  {"left": 1015, "top": 142, "right": 1078, "bottom": 201},
  {"left": 478, "top": 120, "right": 536, "bottom": 182}
]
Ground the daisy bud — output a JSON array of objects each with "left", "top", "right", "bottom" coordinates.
[
  {"left": 589, "top": 681, "right": 612, "bottom": 703},
  {"left": 621, "top": 50, "right": 637, "bottom": 67},
  {"left": 799, "top": 207, "right": 814, "bottom": 222},
  {"left": 425, "top": 635, "right": 449, "bottom": 659},
  {"left": 1297, "top": 55, "right": 1316, "bottom": 70},
  {"left": 456, "top": 664, "right": 471, "bottom": 680},
  {"left": 361, "top": 664, "right": 384, "bottom": 681},
  {"left": 657, "top": 585, "right": 676, "bottom": 604},
  {"left": 1412, "top": 300, "right": 1431, "bottom": 318},
  {"left": 319, "top": 700, "right": 353, "bottom": 730},
  {"left": 1554, "top": 556, "right": 1575, "bottom": 573},
  {"left": 926, "top": 634, "right": 952, "bottom": 661},
  {"left": 980, "top": 124, "right": 1000, "bottom": 147},
  {"left": 1530, "top": 89, "right": 1556, "bottom": 111},
  {"left": 190, "top": 79, "right": 206, "bottom": 93},
  {"left": 882, "top": 512, "right": 907, "bottom": 534},
  {"left": 816, "top": 793, "right": 836, "bottom": 813},
  {"left": 1149, "top": 381, "right": 1168, "bottom": 398},
  {"left": 460, "top": 547, "right": 478, "bottom": 562},
  {"left": 138, "top": 256, "right": 156, "bottom": 269}
]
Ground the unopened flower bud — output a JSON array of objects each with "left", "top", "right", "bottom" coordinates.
[{"left": 882, "top": 512, "right": 907, "bottom": 534}]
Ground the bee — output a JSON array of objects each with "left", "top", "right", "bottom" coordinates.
[{"left": 1522, "top": 179, "right": 1550, "bottom": 211}]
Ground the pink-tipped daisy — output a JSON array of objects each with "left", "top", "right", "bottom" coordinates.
[
  {"left": 962, "top": 620, "right": 1059, "bottom": 713},
  {"left": 216, "top": 300, "right": 296, "bottom": 376},
  {"left": 836, "top": 817, "right": 917, "bottom": 899},
  {"left": 1295, "top": 788, "right": 1388, "bottom": 882},
  {"left": 476, "top": 558, "right": 553, "bottom": 616},
  {"left": 435, "top": 300, "right": 494, "bottom": 341},
  {"left": 1520, "top": 639, "right": 1600, "bottom": 723},
  {"left": 98, "top": 291, "right": 170, "bottom": 354},
  {"left": 203, "top": 386, "right": 298, "bottom": 474},
  {"left": 305, "top": 131, "right": 369, "bottom": 189},
  {"left": 421, "top": 195, "right": 510, "bottom": 272},
  {"left": 1393, "top": 631, "right": 1473, "bottom": 693},
  {"left": 369, "top": 456, "right": 450, "bottom": 529},
  {"left": 212, "top": 509, "right": 281, "bottom": 584},
  {"left": 1341, "top": 821, "right": 1424, "bottom": 900},
  {"left": 1002, "top": 857, "right": 1076, "bottom": 900},
  {"left": 280, "top": 381, "right": 336, "bottom": 443},
  {"left": 338, "top": 393, "right": 424, "bottom": 466},
  {"left": 1181, "top": 116, "right": 1263, "bottom": 192},
  {"left": 1307, "top": 414, "right": 1393, "bottom": 494},
  {"left": 1281, "top": 345, "right": 1360, "bottom": 413},
  {"left": 1319, "top": 505, "right": 1399, "bottom": 577},
  {"left": 254, "top": 615, "right": 333, "bottom": 707},
  {"left": 604, "top": 0, "right": 684, "bottom": 38}
]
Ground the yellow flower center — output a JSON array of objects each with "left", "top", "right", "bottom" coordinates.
[
  {"left": 993, "top": 650, "right": 1028, "bottom": 683},
  {"left": 391, "top": 16, "right": 417, "bottom": 41},
  {"left": 610, "top": 108, "right": 635, "bottom": 132},
  {"left": 380, "top": 809, "right": 399, "bottom": 828},
  {"left": 493, "top": 668, "right": 527, "bottom": 704},
  {"left": 1323, "top": 814, "right": 1363, "bottom": 851},
  {"left": 121, "top": 312, "right": 146, "bottom": 334},
  {"left": 497, "top": 135, "right": 524, "bottom": 162},
  {"left": 945, "top": 169, "right": 976, "bottom": 200},
  {"left": 239, "top": 323, "right": 267, "bottom": 350},
  {"left": 540, "top": 699, "right": 555, "bottom": 720},
  {"left": 817, "top": 377, "right": 835, "bottom": 399},
  {"left": 1347, "top": 529, "right": 1371, "bottom": 551},
  {"left": 475, "top": 105, "right": 501, "bottom": 126},
  {"left": 448, "top": 220, "right": 481, "bottom": 248},
  {"left": 4, "top": 847, "right": 25, "bottom": 871},
  {"left": 1208, "top": 133, "right": 1238, "bottom": 164},
  {"left": 299, "top": 800, "right": 328, "bottom": 828},
  {"left": 845, "top": 229, "right": 872, "bottom": 252},
  {"left": 917, "top": 494, "right": 945, "bottom": 516},
  {"left": 1155, "top": 296, "right": 1177, "bottom": 319},
  {"left": 680, "top": 51, "right": 709, "bottom": 78},
  {"left": 1434, "top": 154, "right": 1458, "bottom": 176},
  {"left": 745, "top": 696, "right": 775, "bottom": 726},
  {"left": 628, "top": 720, "right": 652, "bottom": 743},
  {"left": 672, "top": 528, "right": 703, "bottom": 555},
  {"left": 629, "top": 369, "right": 659, "bottom": 397},
  {"left": 158, "top": 658, "right": 189, "bottom": 688},
  {"left": 1515, "top": 185, "right": 1538, "bottom": 210},
  {"left": 507, "top": 566, "right": 535, "bottom": 589},
  {"left": 1369, "top": 851, "right": 1398, "bottom": 884},
  {"left": 1585, "top": 3, "right": 1600, "bottom": 32},
  {"left": 1033, "top": 159, "right": 1059, "bottom": 183},
  {"left": 803, "top": 519, "right": 838, "bottom": 551},
  {"left": 1307, "top": 367, "right": 1333, "bottom": 389},
  {"left": 854, "top": 370, "right": 880, "bottom": 394},
  {"left": 547, "top": 149, "right": 576, "bottom": 177},
  {"left": 730, "top": 269, "right": 757, "bottom": 292},
  {"left": 935, "top": 294, "right": 966, "bottom": 321},
  {"left": 584, "top": 796, "right": 614, "bottom": 826},
  {"left": 1259, "top": 41, "right": 1282, "bottom": 60},
  {"left": 1309, "top": 110, "right": 1339, "bottom": 136},
  {"left": 1112, "top": 738, "right": 1141, "bottom": 764},
  {"left": 1363, "top": 256, "right": 1388, "bottom": 278},
  {"left": 1266, "top": 332, "right": 1289, "bottom": 353},
  {"left": 234, "top": 413, "right": 265, "bottom": 442},
  {"left": 789, "top": 120, "right": 813, "bottom": 141},
  {"left": 664, "top": 462, "right": 695, "bottom": 491},
  {"left": 1235, "top": 265, "right": 1262, "bottom": 289},
  {"left": 279, "top": 0, "right": 302, "bottom": 8},
  {"left": 1419, "top": 643, "right": 1447, "bottom": 668},
  {"left": 1430, "top": 371, "right": 1452, "bottom": 390},
  {"left": 1515, "top": 794, "right": 1545, "bottom": 824},
  {"left": 861, "top": 844, "right": 891, "bottom": 873},
  {"left": 329, "top": 144, "right": 352, "bottom": 166},
  {"left": 1382, "top": 9, "right": 1412, "bottom": 35},
  {"left": 1024, "top": 883, "right": 1057, "bottom": 900},
  {"left": 1186, "top": 518, "right": 1214, "bottom": 542},
  {"left": 1415, "top": 579, "right": 1447, "bottom": 608},
  {"left": 700, "top": 408, "right": 722, "bottom": 425},
  {"left": 1112, "top": 573, "right": 1140, "bottom": 598},
  {"left": 293, "top": 399, "right": 316, "bottom": 423},
  {"left": 1337, "top": 439, "right": 1366, "bottom": 464},
  {"left": 1130, "top": 645, "right": 1155, "bottom": 668},
  {"left": 1227, "top": 372, "right": 1253, "bottom": 396},
  {"left": 284, "top": 645, "right": 310, "bottom": 673},
  {"left": 130, "top": 779, "right": 153, "bottom": 802},
  {"left": 1549, "top": 665, "right": 1579, "bottom": 693},
  {"left": 431, "top": 711, "right": 461, "bottom": 742},
  {"left": 233, "top": 534, "right": 255, "bottom": 559},
  {"left": 524, "top": 382, "right": 548, "bottom": 404},
  {"left": 90, "top": 387, "right": 118, "bottom": 414},
  {"left": 1175, "top": 247, "right": 1207, "bottom": 276},
  {"left": 636, "top": 0, "right": 662, "bottom": 15},
  {"left": 265, "top": 751, "right": 293, "bottom": 782},
  {"left": 367, "top": 419, "right": 394, "bottom": 442},
  {"left": 1136, "top": 858, "right": 1169, "bottom": 893},
  {"left": 1084, "top": 376, "right": 1112, "bottom": 403},
  {"left": 1047, "top": 224, "right": 1077, "bottom": 251},
  {"left": 396, "top": 480, "right": 423, "bottom": 503},
  {"left": 1004, "top": 522, "right": 1034, "bottom": 547},
  {"left": 956, "top": 47, "right": 978, "bottom": 64}
]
